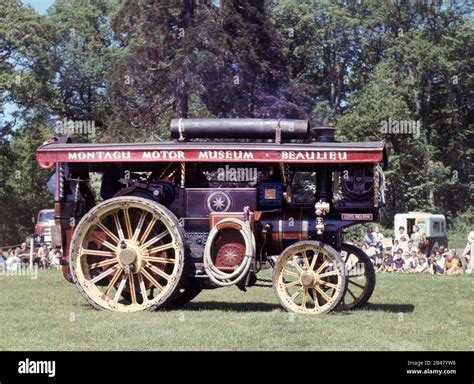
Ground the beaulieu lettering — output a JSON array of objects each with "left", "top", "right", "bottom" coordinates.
[{"left": 281, "top": 151, "right": 348, "bottom": 161}]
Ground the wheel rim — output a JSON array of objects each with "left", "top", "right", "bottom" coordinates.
[
  {"left": 70, "top": 197, "right": 184, "bottom": 312},
  {"left": 273, "top": 241, "right": 346, "bottom": 314},
  {"left": 339, "top": 244, "right": 374, "bottom": 310}
]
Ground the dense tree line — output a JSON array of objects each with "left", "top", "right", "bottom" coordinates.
[{"left": 0, "top": 0, "right": 472, "bottom": 245}]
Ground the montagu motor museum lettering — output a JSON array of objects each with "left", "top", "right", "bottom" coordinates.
[{"left": 65, "top": 150, "right": 349, "bottom": 162}]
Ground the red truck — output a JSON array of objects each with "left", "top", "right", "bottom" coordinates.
[{"left": 34, "top": 209, "right": 55, "bottom": 245}]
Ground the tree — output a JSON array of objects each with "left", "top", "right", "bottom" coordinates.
[{"left": 108, "top": 0, "right": 308, "bottom": 138}]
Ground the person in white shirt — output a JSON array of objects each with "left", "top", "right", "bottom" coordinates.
[
  {"left": 462, "top": 231, "right": 473, "bottom": 274},
  {"left": 415, "top": 255, "right": 429, "bottom": 273},
  {"left": 410, "top": 225, "right": 421, "bottom": 247},
  {"left": 406, "top": 240, "right": 418, "bottom": 255},
  {"left": 6, "top": 250, "right": 21, "bottom": 272},
  {"left": 403, "top": 250, "right": 418, "bottom": 272},
  {"left": 373, "top": 226, "right": 385, "bottom": 251},
  {"left": 396, "top": 226, "right": 409, "bottom": 252}
]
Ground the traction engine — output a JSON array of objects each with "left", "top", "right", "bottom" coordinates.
[{"left": 36, "top": 118, "right": 387, "bottom": 314}]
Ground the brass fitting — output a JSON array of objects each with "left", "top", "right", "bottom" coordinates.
[{"left": 315, "top": 200, "right": 330, "bottom": 235}]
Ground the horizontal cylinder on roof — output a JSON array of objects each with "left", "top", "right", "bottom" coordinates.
[{"left": 170, "top": 118, "right": 309, "bottom": 140}]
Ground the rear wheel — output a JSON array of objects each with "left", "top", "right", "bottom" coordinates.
[
  {"left": 69, "top": 196, "right": 187, "bottom": 312},
  {"left": 338, "top": 243, "right": 375, "bottom": 311}
]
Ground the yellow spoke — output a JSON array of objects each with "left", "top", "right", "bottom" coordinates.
[
  {"left": 283, "top": 269, "right": 299, "bottom": 278},
  {"left": 145, "top": 262, "right": 171, "bottom": 282},
  {"left": 141, "top": 268, "right": 164, "bottom": 291},
  {"left": 311, "top": 289, "right": 320, "bottom": 307},
  {"left": 303, "top": 251, "right": 310, "bottom": 270},
  {"left": 132, "top": 211, "right": 147, "bottom": 242},
  {"left": 113, "top": 275, "right": 128, "bottom": 303},
  {"left": 90, "top": 258, "right": 118, "bottom": 269},
  {"left": 81, "top": 249, "right": 115, "bottom": 257},
  {"left": 96, "top": 221, "right": 120, "bottom": 244},
  {"left": 91, "top": 234, "right": 117, "bottom": 252},
  {"left": 139, "top": 217, "right": 158, "bottom": 245},
  {"left": 289, "top": 258, "right": 304, "bottom": 274},
  {"left": 318, "top": 269, "right": 338, "bottom": 279},
  {"left": 102, "top": 268, "right": 122, "bottom": 299},
  {"left": 316, "top": 259, "right": 329, "bottom": 274},
  {"left": 314, "top": 285, "right": 332, "bottom": 303},
  {"left": 123, "top": 208, "right": 133, "bottom": 239},
  {"left": 290, "top": 286, "right": 303, "bottom": 301},
  {"left": 90, "top": 265, "right": 118, "bottom": 284},
  {"left": 129, "top": 274, "right": 137, "bottom": 304},
  {"left": 112, "top": 213, "right": 125, "bottom": 241},
  {"left": 310, "top": 251, "right": 319, "bottom": 270},
  {"left": 283, "top": 279, "right": 301, "bottom": 289},
  {"left": 137, "top": 273, "right": 148, "bottom": 302},
  {"left": 149, "top": 242, "right": 174, "bottom": 255},
  {"left": 301, "top": 288, "right": 308, "bottom": 308},
  {"left": 319, "top": 280, "right": 338, "bottom": 290},
  {"left": 142, "top": 255, "right": 176, "bottom": 264},
  {"left": 140, "top": 230, "right": 170, "bottom": 250}
]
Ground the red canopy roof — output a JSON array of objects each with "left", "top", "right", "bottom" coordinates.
[{"left": 36, "top": 140, "right": 386, "bottom": 169}]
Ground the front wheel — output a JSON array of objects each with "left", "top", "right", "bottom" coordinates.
[{"left": 272, "top": 241, "right": 347, "bottom": 314}]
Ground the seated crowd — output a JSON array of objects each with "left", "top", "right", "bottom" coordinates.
[
  {"left": 354, "top": 227, "right": 472, "bottom": 276},
  {"left": 0, "top": 242, "right": 62, "bottom": 272}
]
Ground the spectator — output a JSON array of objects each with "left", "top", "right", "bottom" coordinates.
[
  {"left": 444, "top": 250, "right": 463, "bottom": 276},
  {"left": 393, "top": 252, "right": 405, "bottom": 272},
  {"left": 392, "top": 239, "right": 401, "bottom": 256},
  {"left": 49, "top": 248, "right": 62, "bottom": 270},
  {"left": 410, "top": 225, "right": 421, "bottom": 247},
  {"left": 15, "top": 242, "right": 29, "bottom": 263},
  {"left": 415, "top": 255, "right": 429, "bottom": 273},
  {"left": 429, "top": 251, "right": 445, "bottom": 275},
  {"left": 375, "top": 254, "right": 384, "bottom": 272},
  {"left": 363, "top": 227, "right": 377, "bottom": 248},
  {"left": 0, "top": 249, "right": 6, "bottom": 271},
  {"left": 37, "top": 243, "right": 49, "bottom": 269},
  {"left": 373, "top": 226, "right": 385, "bottom": 251},
  {"left": 418, "top": 232, "right": 428, "bottom": 256},
  {"left": 403, "top": 250, "right": 418, "bottom": 272},
  {"left": 380, "top": 252, "right": 394, "bottom": 273},
  {"left": 6, "top": 249, "right": 21, "bottom": 271},
  {"left": 396, "top": 227, "right": 409, "bottom": 252},
  {"left": 406, "top": 240, "right": 418, "bottom": 255},
  {"left": 462, "top": 231, "right": 473, "bottom": 274}
]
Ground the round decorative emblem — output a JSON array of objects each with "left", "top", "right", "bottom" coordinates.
[{"left": 206, "top": 191, "right": 232, "bottom": 213}]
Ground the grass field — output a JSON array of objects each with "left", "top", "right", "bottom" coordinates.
[{"left": 0, "top": 269, "right": 472, "bottom": 351}]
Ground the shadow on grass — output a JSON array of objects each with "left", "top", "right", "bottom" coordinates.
[
  {"left": 179, "top": 301, "right": 281, "bottom": 312},
  {"left": 363, "top": 303, "right": 415, "bottom": 313}
]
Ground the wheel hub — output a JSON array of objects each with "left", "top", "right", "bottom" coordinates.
[
  {"left": 300, "top": 271, "right": 315, "bottom": 287},
  {"left": 117, "top": 241, "right": 143, "bottom": 273},
  {"left": 119, "top": 248, "right": 137, "bottom": 265}
]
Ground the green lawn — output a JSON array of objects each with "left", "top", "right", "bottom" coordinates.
[{"left": 0, "top": 269, "right": 472, "bottom": 351}]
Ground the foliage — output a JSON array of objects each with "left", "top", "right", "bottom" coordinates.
[{"left": 0, "top": 0, "right": 472, "bottom": 244}]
